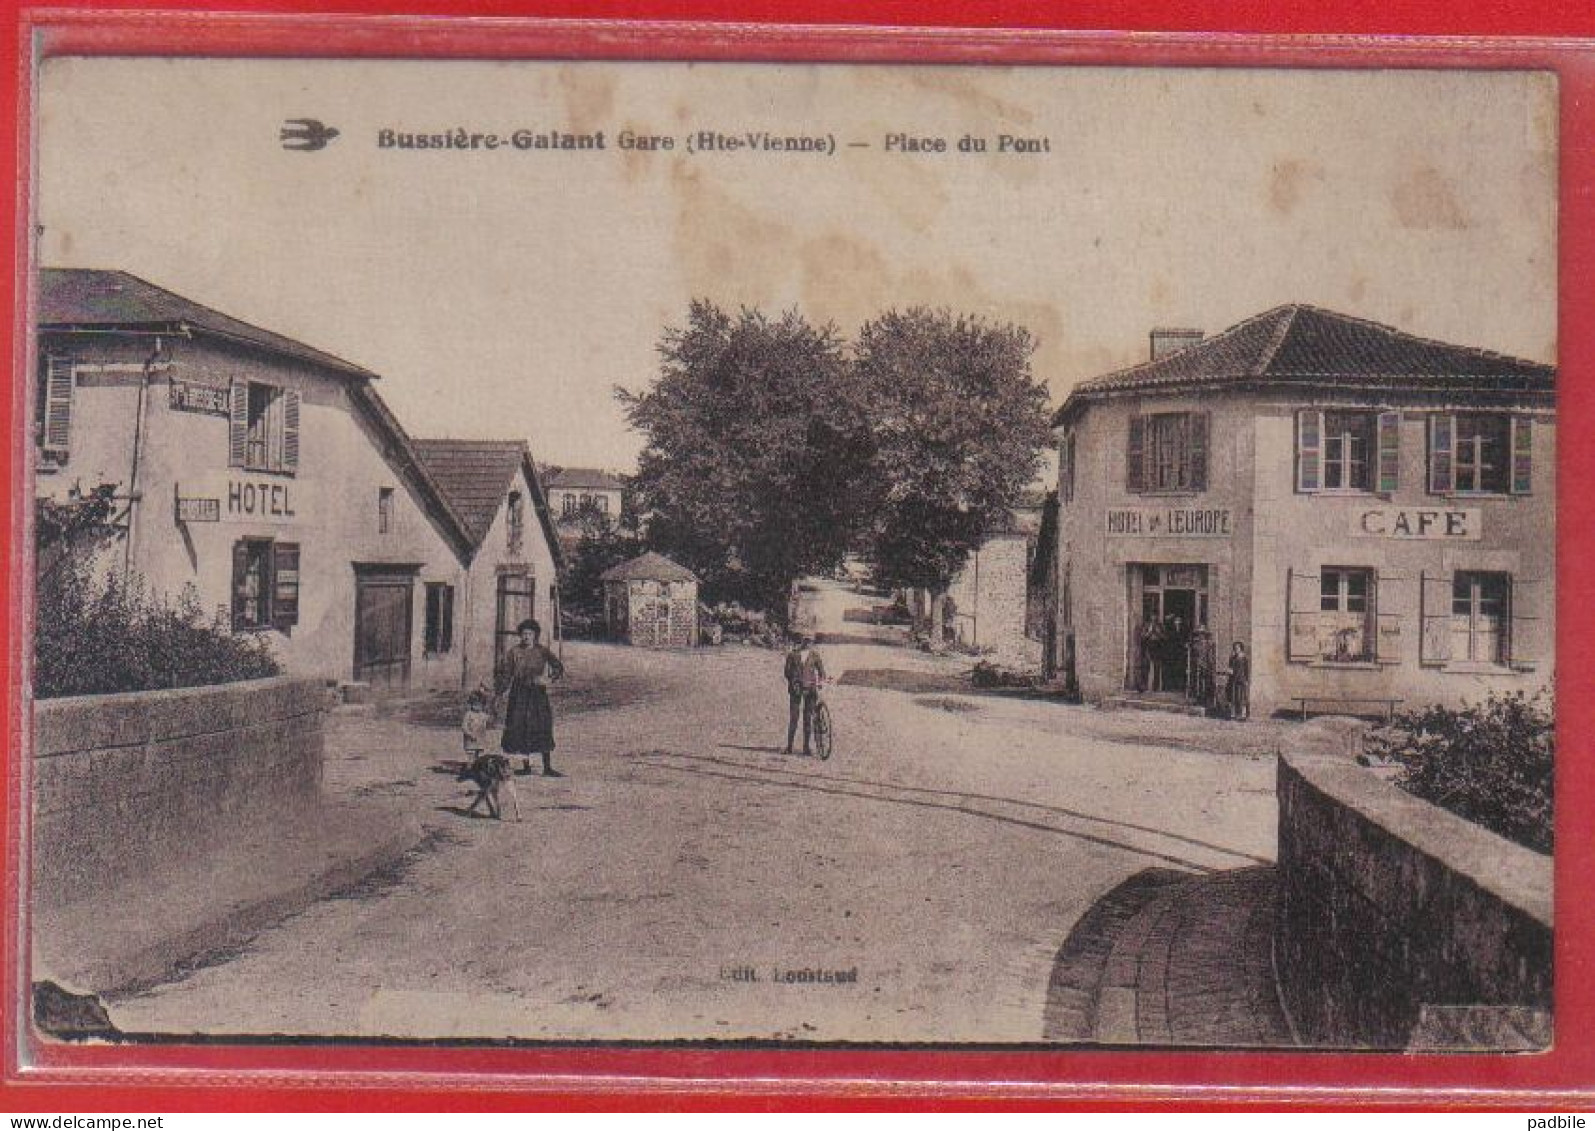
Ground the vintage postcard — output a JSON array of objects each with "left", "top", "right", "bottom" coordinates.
[{"left": 22, "top": 54, "right": 1555, "bottom": 1055}]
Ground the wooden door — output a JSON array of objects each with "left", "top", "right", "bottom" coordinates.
[{"left": 354, "top": 574, "right": 414, "bottom": 687}]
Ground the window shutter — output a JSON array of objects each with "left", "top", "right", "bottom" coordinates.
[
  {"left": 229, "top": 380, "right": 249, "bottom": 468},
  {"left": 1377, "top": 411, "right": 1401, "bottom": 494},
  {"left": 1375, "top": 570, "right": 1404, "bottom": 664},
  {"left": 1510, "top": 416, "right": 1532, "bottom": 495},
  {"left": 441, "top": 585, "right": 455, "bottom": 653},
  {"left": 42, "top": 356, "right": 74, "bottom": 455},
  {"left": 423, "top": 586, "right": 439, "bottom": 654},
  {"left": 231, "top": 540, "right": 249, "bottom": 630},
  {"left": 1295, "top": 410, "right": 1321, "bottom": 493},
  {"left": 271, "top": 542, "right": 300, "bottom": 631},
  {"left": 1428, "top": 414, "right": 1454, "bottom": 495},
  {"left": 1126, "top": 415, "right": 1146, "bottom": 492},
  {"left": 1419, "top": 570, "right": 1452, "bottom": 665},
  {"left": 1189, "top": 412, "right": 1209, "bottom": 491},
  {"left": 1509, "top": 576, "right": 1547, "bottom": 671},
  {"left": 282, "top": 389, "right": 301, "bottom": 476},
  {"left": 1287, "top": 567, "right": 1321, "bottom": 661}
]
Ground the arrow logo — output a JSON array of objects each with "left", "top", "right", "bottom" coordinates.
[{"left": 280, "top": 119, "right": 340, "bottom": 152}]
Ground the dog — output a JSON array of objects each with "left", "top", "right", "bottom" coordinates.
[{"left": 460, "top": 684, "right": 520, "bottom": 821}]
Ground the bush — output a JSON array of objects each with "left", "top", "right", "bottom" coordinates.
[
  {"left": 702, "top": 602, "right": 786, "bottom": 648},
  {"left": 969, "top": 661, "right": 1041, "bottom": 690},
  {"left": 1362, "top": 690, "right": 1553, "bottom": 854},
  {"left": 35, "top": 562, "right": 280, "bottom": 698}
]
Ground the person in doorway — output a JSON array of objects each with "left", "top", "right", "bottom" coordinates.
[
  {"left": 1163, "top": 615, "right": 1188, "bottom": 692},
  {"left": 1227, "top": 641, "right": 1251, "bottom": 721},
  {"left": 497, "top": 618, "right": 565, "bottom": 776},
  {"left": 1188, "top": 627, "right": 1216, "bottom": 708},
  {"left": 784, "top": 633, "right": 827, "bottom": 756},
  {"left": 1138, "top": 614, "right": 1164, "bottom": 692}
]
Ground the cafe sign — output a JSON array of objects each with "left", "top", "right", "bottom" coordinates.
[
  {"left": 1106, "top": 507, "right": 1233, "bottom": 538},
  {"left": 1352, "top": 507, "right": 1481, "bottom": 541}
]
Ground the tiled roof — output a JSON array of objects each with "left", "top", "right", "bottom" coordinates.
[
  {"left": 412, "top": 440, "right": 530, "bottom": 546},
  {"left": 601, "top": 551, "right": 699, "bottom": 584},
  {"left": 1057, "top": 305, "right": 1554, "bottom": 422},
  {"left": 38, "top": 268, "right": 377, "bottom": 379},
  {"left": 411, "top": 438, "right": 566, "bottom": 570},
  {"left": 545, "top": 466, "right": 627, "bottom": 491}
]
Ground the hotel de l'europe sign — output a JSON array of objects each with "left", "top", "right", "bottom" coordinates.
[{"left": 1104, "top": 505, "right": 1482, "bottom": 541}]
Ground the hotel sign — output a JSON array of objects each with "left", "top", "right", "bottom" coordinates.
[
  {"left": 169, "top": 378, "right": 232, "bottom": 417},
  {"left": 1106, "top": 507, "right": 1233, "bottom": 538},
  {"left": 183, "top": 475, "right": 308, "bottom": 525},
  {"left": 1353, "top": 507, "right": 1481, "bottom": 541},
  {"left": 175, "top": 496, "right": 220, "bottom": 523}
]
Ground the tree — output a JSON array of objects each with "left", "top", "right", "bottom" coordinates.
[
  {"left": 558, "top": 503, "right": 645, "bottom": 635},
  {"left": 36, "top": 482, "right": 124, "bottom": 597},
  {"left": 854, "top": 308, "right": 1051, "bottom": 633},
  {"left": 618, "top": 300, "right": 876, "bottom": 613}
]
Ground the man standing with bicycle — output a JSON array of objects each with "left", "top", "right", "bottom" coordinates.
[{"left": 784, "top": 632, "right": 828, "bottom": 757}]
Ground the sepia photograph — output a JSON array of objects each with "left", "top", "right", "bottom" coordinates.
[{"left": 22, "top": 55, "right": 1555, "bottom": 1053}]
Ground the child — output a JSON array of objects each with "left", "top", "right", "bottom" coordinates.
[
  {"left": 462, "top": 684, "right": 493, "bottom": 763},
  {"left": 461, "top": 685, "right": 519, "bottom": 821}
]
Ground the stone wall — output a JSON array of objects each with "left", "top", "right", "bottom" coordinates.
[
  {"left": 32, "top": 677, "right": 328, "bottom": 909},
  {"left": 623, "top": 580, "right": 698, "bottom": 648},
  {"left": 1275, "top": 752, "right": 1552, "bottom": 1048},
  {"left": 946, "top": 534, "right": 1041, "bottom": 668}
]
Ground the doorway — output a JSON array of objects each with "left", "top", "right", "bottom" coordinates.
[
  {"left": 1128, "top": 563, "right": 1209, "bottom": 694},
  {"left": 354, "top": 567, "right": 417, "bottom": 688},
  {"left": 495, "top": 572, "right": 537, "bottom": 665}
]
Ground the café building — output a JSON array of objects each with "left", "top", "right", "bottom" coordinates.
[
  {"left": 1049, "top": 305, "right": 1554, "bottom": 716},
  {"left": 34, "top": 268, "right": 560, "bottom": 691}
]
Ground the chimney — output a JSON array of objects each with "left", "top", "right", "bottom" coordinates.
[{"left": 1150, "top": 327, "right": 1204, "bottom": 360}]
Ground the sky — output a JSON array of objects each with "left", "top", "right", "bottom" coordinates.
[{"left": 36, "top": 60, "right": 1556, "bottom": 472}]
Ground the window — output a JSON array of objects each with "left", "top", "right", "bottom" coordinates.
[
  {"left": 1454, "top": 415, "right": 1510, "bottom": 494},
  {"left": 1289, "top": 566, "right": 1398, "bottom": 664},
  {"left": 1296, "top": 409, "right": 1398, "bottom": 493},
  {"left": 507, "top": 491, "right": 525, "bottom": 554},
  {"left": 424, "top": 582, "right": 455, "bottom": 655},
  {"left": 596, "top": 494, "right": 611, "bottom": 514},
  {"left": 229, "top": 380, "right": 301, "bottom": 475},
  {"left": 1429, "top": 413, "right": 1531, "bottom": 495},
  {"left": 562, "top": 493, "right": 578, "bottom": 517},
  {"left": 1059, "top": 431, "right": 1076, "bottom": 503},
  {"left": 378, "top": 487, "right": 395, "bottom": 534},
  {"left": 1318, "top": 568, "right": 1375, "bottom": 662},
  {"left": 1322, "top": 412, "right": 1373, "bottom": 490},
  {"left": 233, "top": 540, "right": 271, "bottom": 629},
  {"left": 1126, "top": 412, "right": 1207, "bottom": 493},
  {"left": 40, "top": 356, "right": 75, "bottom": 459},
  {"left": 231, "top": 539, "right": 300, "bottom": 632},
  {"left": 1452, "top": 572, "right": 1509, "bottom": 664}
]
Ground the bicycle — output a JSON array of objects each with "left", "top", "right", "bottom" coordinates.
[{"left": 810, "top": 685, "right": 834, "bottom": 760}]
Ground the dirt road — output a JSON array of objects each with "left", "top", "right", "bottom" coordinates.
[{"left": 106, "top": 607, "right": 1286, "bottom": 1043}]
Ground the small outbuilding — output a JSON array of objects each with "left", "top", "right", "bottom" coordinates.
[{"left": 601, "top": 551, "right": 701, "bottom": 648}]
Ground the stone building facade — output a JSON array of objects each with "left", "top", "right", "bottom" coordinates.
[
  {"left": 944, "top": 499, "right": 1046, "bottom": 668},
  {"left": 1049, "top": 306, "right": 1554, "bottom": 717},
  {"left": 601, "top": 551, "right": 700, "bottom": 648},
  {"left": 412, "top": 440, "right": 564, "bottom": 684},
  {"left": 35, "top": 268, "right": 561, "bottom": 691}
]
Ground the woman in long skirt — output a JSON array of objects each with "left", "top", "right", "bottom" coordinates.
[{"left": 497, "top": 618, "right": 565, "bottom": 776}]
